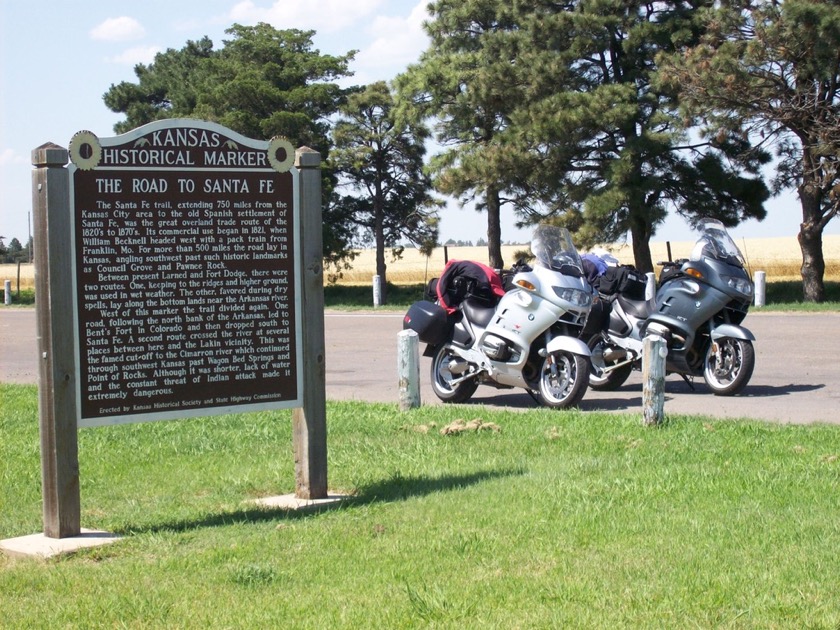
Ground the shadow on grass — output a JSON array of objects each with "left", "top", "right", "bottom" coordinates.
[
  {"left": 113, "top": 469, "right": 524, "bottom": 536},
  {"left": 351, "top": 468, "right": 524, "bottom": 504}
]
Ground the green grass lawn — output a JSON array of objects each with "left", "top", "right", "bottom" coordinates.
[{"left": 2, "top": 383, "right": 839, "bottom": 628}]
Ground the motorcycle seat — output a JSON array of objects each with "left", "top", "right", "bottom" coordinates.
[
  {"left": 462, "top": 298, "right": 497, "bottom": 328},
  {"left": 616, "top": 294, "right": 651, "bottom": 320}
]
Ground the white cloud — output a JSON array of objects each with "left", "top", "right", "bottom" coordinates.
[
  {"left": 229, "top": 0, "right": 385, "bottom": 34},
  {"left": 105, "top": 45, "right": 161, "bottom": 66},
  {"left": 352, "top": 1, "right": 430, "bottom": 79},
  {"left": 90, "top": 17, "right": 146, "bottom": 42},
  {"left": 0, "top": 149, "right": 27, "bottom": 166}
]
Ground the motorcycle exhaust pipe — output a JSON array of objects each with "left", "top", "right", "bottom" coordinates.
[
  {"left": 602, "top": 347, "right": 626, "bottom": 362},
  {"left": 447, "top": 358, "right": 469, "bottom": 375}
]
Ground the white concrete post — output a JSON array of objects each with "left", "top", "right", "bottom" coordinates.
[
  {"left": 645, "top": 272, "right": 656, "bottom": 301},
  {"left": 398, "top": 329, "right": 421, "bottom": 410},
  {"left": 642, "top": 334, "right": 667, "bottom": 426},
  {"left": 754, "top": 271, "right": 766, "bottom": 308},
  {"left": 373, "top": 275, "right": 382, "bottom": 307},
  {"left": 4, "top": 280, "right": 10, "bottom": 305}
]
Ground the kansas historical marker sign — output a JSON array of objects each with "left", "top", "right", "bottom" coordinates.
[
  {"left": 68, "top": 120, "right": 302, "bottom": 426},
  {"left": 20, "top": 119, "right": 327, "bottom": 543}
]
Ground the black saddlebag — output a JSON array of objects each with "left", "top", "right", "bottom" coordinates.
[
  {"left": 597, "top": 265, "right": 647, "bottom": 300},
  {"left": 581, "top": 297, "right": 612, "bottom": 337},
  {"left": 403, "top": 301, "right": 451, "bottom": 345}
]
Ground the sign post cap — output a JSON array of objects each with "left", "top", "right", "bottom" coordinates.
[{"left": 32, "top": 142, "right": 69, "bottom": 167}]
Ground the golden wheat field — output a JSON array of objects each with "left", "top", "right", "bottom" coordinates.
[
  {"left": 340, "top": 234, "right": 840, "bottom": 284},
  {"left": 3, "top": 235, "right": 839, "bottom": 291}
]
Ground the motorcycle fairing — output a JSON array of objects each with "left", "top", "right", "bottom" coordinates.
[
  {"left": 710, "top": 323, "right": 755, "bottom": 342},
  {"left": 546, "top": 335, "right": 591, "bottom": 357}
]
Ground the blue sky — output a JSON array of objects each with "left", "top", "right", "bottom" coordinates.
[{"left": 1, "top": 0, "right": 834, "bottom": 250}]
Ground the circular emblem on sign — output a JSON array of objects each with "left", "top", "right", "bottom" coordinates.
[
  {"left": 267, "top": 136, "right": 295, "bottom": 173},
  {"left": 69, "top": 130, "right": 102, "bottom": 171}
]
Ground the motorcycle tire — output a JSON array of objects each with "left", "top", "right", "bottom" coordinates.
[
  {"left": 703, "top": 338, "right": 755, "bottom": 396},
  {"left": 587, "top": 334, "right": 633, "bottom": 391},
  {"left": 429, "top": 343, "right": 479, "bottom": 403},
  {"left": 537, "top": 351, "right": 590, "bottom": 409}
]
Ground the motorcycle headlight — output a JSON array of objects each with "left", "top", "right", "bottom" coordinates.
[
  {"left": 552, "top": 287, "right": 592, "bottom": 308},
  {"left": 723, "top": 275, "right": 753, "bottom": 297}
]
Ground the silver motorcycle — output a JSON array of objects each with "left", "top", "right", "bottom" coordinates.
[
  {"left": 587, "top": 219, "right": 756, "bottom": 396},
  {"left": 404, "top": 225, "right": 593, "bottom": 408}
]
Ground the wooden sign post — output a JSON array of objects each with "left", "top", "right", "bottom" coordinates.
[
  {"left": 32, "top": 142, "right": 81, "bottom": 539},
  {"left": 292, "top": 147, "right": 327, "bottom": 499}
]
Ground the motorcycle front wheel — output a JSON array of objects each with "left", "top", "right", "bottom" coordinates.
[
  {"left": 703, "top": 338, "right": 755, "bottom": 396},
  {"left": 430, "top": 343, "right": 479, "bottom": 403},
  {"left": 587, "top": 334, "right": 633, "bottom": 391},
  {"left": 537, "top": 351, "right": 590, "bottom": 409}
]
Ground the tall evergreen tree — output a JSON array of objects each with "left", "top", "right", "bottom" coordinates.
[
  {"left": 330, "top": 82, "right": 440, "bottom": 303},
  {"left": 659, "top": 0, "right": 840, "bottom": 301},
  {"left": 102, "top": 24, "right": 358, "bottom": 265},
  {"left": 397, "top": 1, "right": 769, "bottom": 272},
  {"left": 505, "top": 0, "right": 769, "bottom": 272},
  {"left": 395, "top": 0, "right": 522, "bottom": 269}
]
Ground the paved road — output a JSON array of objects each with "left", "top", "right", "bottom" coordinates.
[{"left": 2, "top": 309, "right": 839, "bottom": 424}]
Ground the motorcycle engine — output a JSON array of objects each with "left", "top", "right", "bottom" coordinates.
[{"left": 481, "top": 334, "right": 511, "bottom": 361}]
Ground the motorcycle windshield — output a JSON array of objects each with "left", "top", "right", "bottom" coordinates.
[
  {"left": 690, "top": 219, "right": 747, "bottom": 268},
  {"left": 531, "top": 224, "right": 584, "bottom": 274}
]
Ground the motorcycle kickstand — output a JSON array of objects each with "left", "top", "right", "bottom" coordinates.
[{"left": 679, "top": 373, "right": 696, "bottom": 391}]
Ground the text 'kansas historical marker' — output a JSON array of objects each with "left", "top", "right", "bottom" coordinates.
[{"left": 68, "top": 120, "right": 302, "bottom": 426}]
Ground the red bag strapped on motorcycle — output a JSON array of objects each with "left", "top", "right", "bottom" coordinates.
[{"left": 435, "top": 260, "right": 506, "bottom": 314}]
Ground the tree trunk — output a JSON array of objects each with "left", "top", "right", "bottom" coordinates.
[
  {"left": 629, "top": 218, "right": 654, "bottom": 274},
  {"left": 486, "top": 186, "right": 504, "bottom": 269},
  {"left": 797, "top": 187, "right": 826, "bottom": 303}
]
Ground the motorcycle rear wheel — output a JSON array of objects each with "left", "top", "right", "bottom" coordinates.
[
  {"left": 703, "top": 338, "right": 755, "bottom": 396},
  {"left": 537, "top": 351, "right": 590, "bottom": 409},
  {"left": 587, "top": 334, "right": 633, "bottom": 391},
  {"left": 430, "top": 343, "right": 479, "bottom": 403}
]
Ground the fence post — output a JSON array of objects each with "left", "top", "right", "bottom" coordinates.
[
  {"left": 3, "top": 280, "right": 10, "bottom": 305},
  {"left": 373, "top": 274, "right": 382, "bottom": 307},
  {"left": 642, "top": 334, "right": 667, "bottom": 426},
  {"left": 645, "top": 272, "right": 656, "bottom": 301},
  {"left": 398, "top": 329, "right": 421, "bottom": 410},
  {"left": 754, "top": 271, "right": 766, "bottom": 308}
]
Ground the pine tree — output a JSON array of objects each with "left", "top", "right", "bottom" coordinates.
[
  {"left": 660, "top": 0, "right": 840, "bottom": 301},
  {"left": 103, "top": 24, "right": 358, "bottom": 265},
  {"left": 331, "top": 82, "right": 440, "bottom": 302}
]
